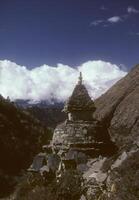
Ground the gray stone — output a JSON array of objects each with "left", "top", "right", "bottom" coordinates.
[{"left": 94, "top": 65, "right": 139, "bottom": 149}]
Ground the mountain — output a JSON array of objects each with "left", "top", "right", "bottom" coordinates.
[
  {"left": 94, "top": 64, "right": 139, "bottom": 149},
  {"left": 15, "top": 99, "right": 63, "bottom": 108},
  {"left": 0, "top": 96, "right": 50, "bottom": 197},
  {"left": 15, "top": 100, "right": 66, "bottom": 128}
]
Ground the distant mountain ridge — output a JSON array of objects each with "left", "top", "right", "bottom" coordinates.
[
  {"left": 15, "top": 99, "right": 63, "bottom": 108},
  {"left": 14, "top": 99, "right": 66, "bottom": 128}
]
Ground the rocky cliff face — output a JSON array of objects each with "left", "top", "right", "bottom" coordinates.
[{"left": 94, "top": 64, "right": 139, "bottom": 149}]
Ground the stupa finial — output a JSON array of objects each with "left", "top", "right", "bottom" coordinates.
[{"left": 78, "top": 72, "right": 83, "bottom": 85}]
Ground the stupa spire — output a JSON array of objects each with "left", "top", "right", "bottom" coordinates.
[
  {"left": 63, "top": 71, "right": 96, "bottom": 119},
  {"left": 78, "top": 72, "right": 83, "bottom": 85}
]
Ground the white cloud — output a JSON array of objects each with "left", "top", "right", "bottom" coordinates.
[
  {"left": 127, "top": 6, "right": 139, "bottom": 14},
  {"left": 107, "top": 16, "right": 122, "bottom": 23},
  {"left": 90, "top": 20, "right": 103, "bottom": 26},
  {"left": 0, "top": 60, "right": 127, "bottom": 102},
  {"left": 91, "top": 6, "right": 139, "bottom": 28},
  {"left": 90, "top": 16, "right": 122, "bottom": 27}
]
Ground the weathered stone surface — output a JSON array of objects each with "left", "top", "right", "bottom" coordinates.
[
  {"left": 94, "top": 65, "right": 139, "bottom": 148},
  {"left": 83, "top": 148, "right": 139, "bottom": 200},
  {"left": 52, "top": 119, "right": 116, "bottom": 158},
  {"left": 100, "top": 149, "right": 139, "bottom": 200},
  {"left": 83, "top": 157, "right": 107, "bottom": 183},
  {"left": 28, "top": 152, "right": 60, "bottom": 173},
  {"left": 53, "top": 120, "right": 102, "bottom": 146},
  {"left": 28, "top": 152, "right": 47, "bottom": 172}
]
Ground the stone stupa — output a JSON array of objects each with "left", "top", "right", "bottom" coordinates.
[{"left": 52, "top": 73, "right": 113, "bottom": 157}]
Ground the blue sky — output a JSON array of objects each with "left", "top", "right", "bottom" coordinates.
[{"left": 0, "top": 0, "right": 139, "bottom": 69}]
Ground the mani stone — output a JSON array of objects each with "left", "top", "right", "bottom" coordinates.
[{"left": 52, "top": 73, "right": 111, "bottom": 154}]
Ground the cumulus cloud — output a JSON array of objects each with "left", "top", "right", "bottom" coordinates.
[
  {"left": 90, "top": 16, "right": 122, "bottom": 27},
  {"left": 127, "top": 6, "right": 139, "bottom": 14},
  {"left": 107, "top": 16, "right": 122, "bottom": 23},
  {"left": 0, "top": 60, "right": 127, "bottom": 102},
  {"left": 91, "top": 5, "right": 139, "bottom": 28}
]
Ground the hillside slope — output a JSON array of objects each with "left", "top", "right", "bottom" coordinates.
[
  {"left": 94, "top": 64, "right": 139, "bottom": 148},
  {"left": 26, "top": 105, "right": 66, "bottom": 128},
  {"left": 0, "top": 96, "right": 48, "bottom": 197}
]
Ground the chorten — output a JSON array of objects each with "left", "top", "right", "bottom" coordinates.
[{"left": 52, "top": 73, "right": 112, "bottom": 156}]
